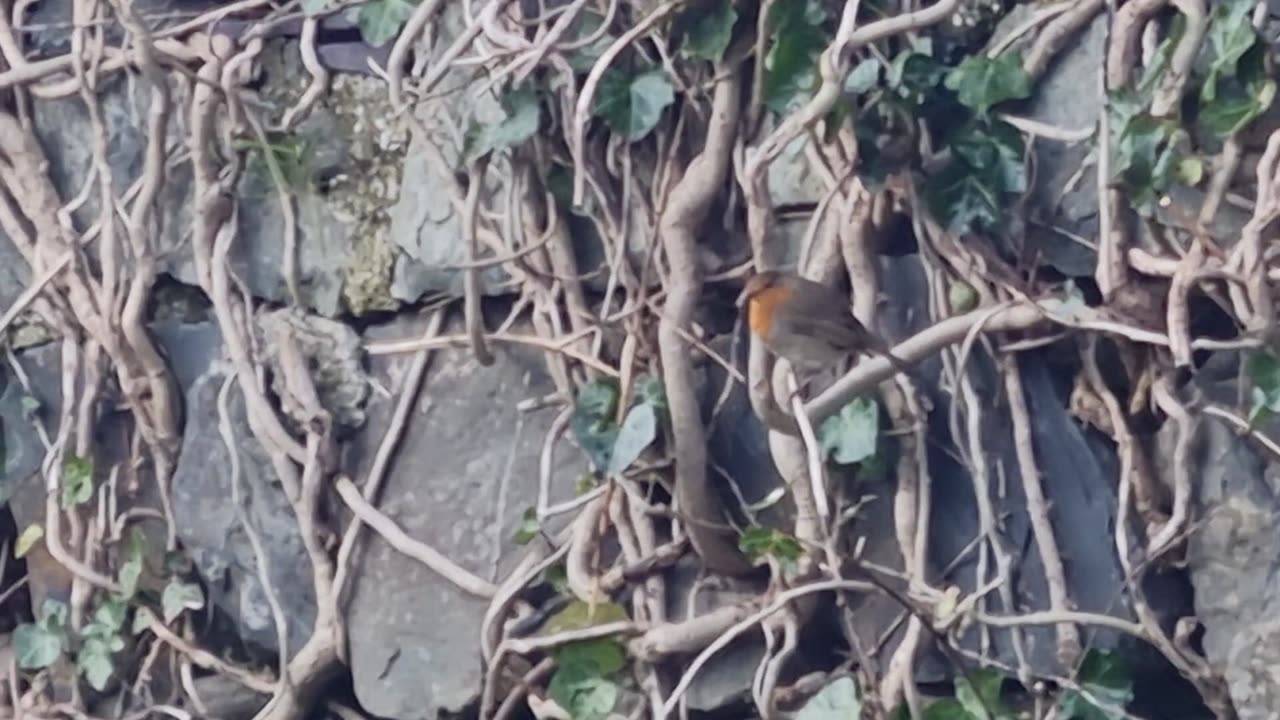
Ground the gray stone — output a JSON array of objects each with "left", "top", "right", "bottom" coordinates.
[
  {"left": 0, "top": 219, "right": 32, "bottom": 314},
  {"left": 386, "top": 4, "right": 510, "bottom": 304},
  {"left": 664, "top": 558, "right": 766, "bottom": 712},
  {"left": 171, "top": 364, "right": 317, "bottom": 657},
  {"left": 255, "top": 308, "right": 370, "bottom": 433},
  {"left": 0, "top": 322, "right": 219, "bottom": 624},
  {"left": 991, "top": 6, "right": 1106, "bottom": 276},
  {"left": 845, "top": 256, "right": 1130, "bottom": 681},
  {"left": 699, "top": 330, "right": 790, "bottom": 528},
  {"left": 1163, "top": 354, "right": 1280, "bottom": 719},
  {"left": 165, "top": 310, "right": 367, "bottom": 658},
  {"left": 24, "top": 41, "right": 405, "bottom": 318},
  {"left": 344, "top": 309, "right": 586, "bottom": 719}
]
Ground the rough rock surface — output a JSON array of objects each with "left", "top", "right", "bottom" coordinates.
[
  {"left": 845, "top": 256, "right": 1131, "bottom": 681},
  {"left": 23, "top": 42, "right": 407, "bottom": 318},
  {"left": 343, "top": 309, "right": 586, "bottom": 718},
  {"left": 1, "top": 320, "right": 222, "bottom": 630},
  {"left": 171, "top": 362, "right": 318, "bottom": 657},
  {"left": 387, "top": 3, "right": 509, "bottom": 304},
  {"left": 1160, "top": 355, "right": 1280, "bottom": 720}
]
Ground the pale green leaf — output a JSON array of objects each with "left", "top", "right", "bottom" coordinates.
[
  {"left": 555, "top": 637, "right": 626, "bottom": 676},
  {"left": 606, "top": 403, "right": 656, "bottom": 476},
  {"left": 682, "top": 0, "right": 737, "bottom": 61},
  {"left": 1056, "top": 649, "right": 1135, "bottom": 719},
  {"left": 14, "top": 524, "right": 43, "bottom": 559},
  {"left": 118, "top": 527, "right": 145, "bottom": 598},
  {"left": 301, "top": 0, "right": 333, "bottom": 15},
  {"left": 797, "top": 676, "right": 862, "bottom": 719},
  {"left": 512, "top": 506, "right": 541, "bottom": 545},
  {"left": 539, "top": 599, "right": 628, "bottom": 635},
  {"left": 162, "top": 580, "right": 205, "bottom": 624},
  {"left": 818, "top": 398, "right": 879, "bottom": 465},
  {"left": 465, "top": 86, "right": 541, "bottom": 160},
  {"left": 88, "top": 595, "right": 128, "bottom": 637},
  {"left": 845, "top": 57, "right": 881, "bottom": 94},
  {"left": 357, "top": 0, "right": 416, "bottom": 47},
  {"left": 14, "top": 622, "right": 63, "bottom": 670},
  {"left": 944, "top": 53, "right": 1032, "bottom": 116},
  {"left": 76, "top": 638, "right": 116, "bottom": 691},
  {"left": 593, "top": 68, "right": 675, "bottom": 142},
  {"left": 62, "top": 454, "right": 94, "bottom": 507}
]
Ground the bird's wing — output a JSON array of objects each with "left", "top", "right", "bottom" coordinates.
[{"left": 777, "top": 311, "right": 867, "bottom": 353}]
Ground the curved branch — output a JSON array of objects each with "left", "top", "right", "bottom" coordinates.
[{"left": 658, "top": 65, "right": 750, "bottom": 575}]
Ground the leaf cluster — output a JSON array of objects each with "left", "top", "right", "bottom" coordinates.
[
  {"left": 570, "top": 375, "right": 667, "bottom": 478},
  {"left": 537, "top": 601, "right": 631, "bottom": 719},
  {"left": 13, "top": 524, "right": 205, "bottom": 693},
  {"left": 1110, "top": 1, "right": 1275, "bottom": 214}
]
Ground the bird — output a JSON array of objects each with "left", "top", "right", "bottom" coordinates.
[{"left": 737, "top": 270, "right": 921, "bottom": 380}]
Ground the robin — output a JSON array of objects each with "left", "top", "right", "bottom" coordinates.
[{"left": 738, "top": 270, "right": 921, "bottom": 380}]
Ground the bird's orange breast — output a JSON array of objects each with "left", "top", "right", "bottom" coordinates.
[{"left": 747, "top": 284, "right": 792, "bottom": 339}]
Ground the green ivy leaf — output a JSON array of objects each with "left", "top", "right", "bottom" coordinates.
[
  {"left": 925, "top": 161, "right": 1002, "bottom": 235},
  {"left": 681, "top": 0, "right": 737, "bottom": 61},
  {"left": 1200, "top": 43, "right": 1275, "bottom": 139},
  {"left": 797, "top": 676, "right": 862, "bottom": 719},
  {"left": 76, "top": 636, "right": 118, "bottom": 691},
  {"left": 1249, "top": 351, "right": 1280, "bottom": 423},
  {"left": 513, "top": 506, "right": 541, "bottom": 545},
  {"left": 301, "top": 0, "right": 333, "bottom": 15},
  {"left": 949, "top": 281, "right": 979, "bottom": 313},
  {"left": 546, "top": 637, "right": 626, "bottom": 720},
  {"left": 20, "top": 394, "right": 40, "bottom": 421},
  {"left": 571, "top": 379, "right": 620, "bottom": 471},
  {"left": 356, "top": 0, "right": 416, "bottom": 47},
  {"left": 556, "top": 637, "right": 627, "bottom": 676},
  {"left": 763, "top": 0, "right": 828, "bottom": 113},
  {"left": 39, "top": 598, "right": 68, "bottom": 628},
  {"left": 944, "top": 53, "right": 1032, "bottom": 116},
  {"left": 951, "top": 119, "right": 1027, "bottom": 195},
  {"left": 465, "top": 85, "right": 541, "bottom": 161},
  {"left": 1201, "top": 81, "right": 1276, "bottom": 138},
  {"left": 15, "top": 622, "right": 64, "bottom": 670},
  {"left": 1201, "top": 0, "right": 1258, "bottom": 102},
  {"left": 118, "top": 527, "right": 145, "bottom": 598},
  {"left": 15, "top": 599, "right": 68, "bottom": 670},
  {"left": 633, "top": 375, "right": 667, "bottom": 414},
  {"left": 1056, "top": 649, "right": 1135, "bottom": 719},
  {"left": 539, "top": 599, "right": 629, "bottom": 635},
  {"left": 62, "top": 453, "right": 94, "bottom": 507},
  {"left": 593, "top": 68, "right": 675, "bottom": 142},
  {"left": 575, "top": 472, "right": 600, "bottom": 495},
  {"left": 606, "top": 403, "right": 656, "bottom": 477},
  {"left": 738, "top": 526, "right": 803, "bottom": 567},
  {"left": 922, "top": 698, "right": 975, "bottom": 719},
  {"left": 162, "top": 580, "right": 205, "bottom": 624},
  {"left": 548, "top": 671, "right": 619, "bottom": 720},
  {"left": 131, "top": 611, "right": 151, "bottom": 636},
  {"left": 844, "top": 57, "right": 882, "bottom": 94},
  {"left": 88, "top": 595, "right": 128, "bottom": 638},
  {"left": 818, "top": 397, "right": 879, "bottom": 465},
  {"left": 14, "top": 524, "right": 43, "bottom": 559},
  {"left": 566, "top": 13, "right": 615, "bottom": 72},
  {"left": 543, "top": 563, "right": 570, "bottom": 594},
  {"left": 955, "top": 668, "right": 1014, "bottom": 719},
  {"left": 888, "top": 51, "right": 946, "bottom": 107},
  {"left": 1109, "top": 112, "right": 1189, "bottom": 215}
]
